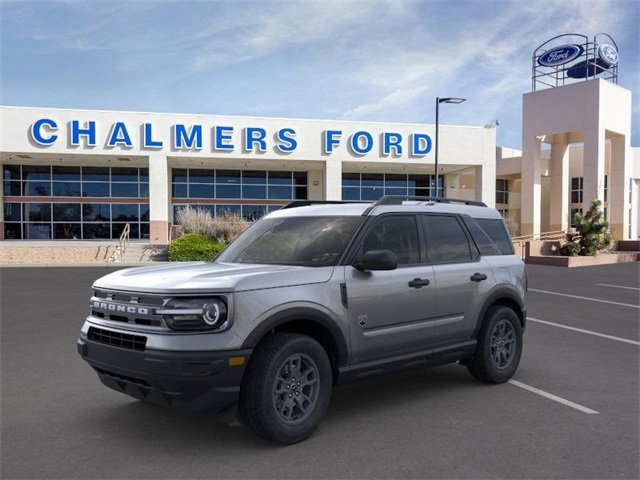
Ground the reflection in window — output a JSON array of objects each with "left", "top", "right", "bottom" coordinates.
[{"left": 423, "top": 215, "right": 472, "bottom": 263}]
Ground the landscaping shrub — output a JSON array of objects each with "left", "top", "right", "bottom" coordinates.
[
  {"left": 169, "top": 233, "right": 226, "bottom": 262},
  {"left": 175, "top": 206, "right": 253, "bottom": 243},
  {"left": 560, "top": 199, "right": 613, "bottom": 256}
]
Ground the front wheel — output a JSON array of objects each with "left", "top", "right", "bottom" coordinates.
[
  {"left": 239, "top": 333, "right": 332, "bottom": 444},
  {"left": 467, "top": 306, "right": 523, "bottom": 383}
]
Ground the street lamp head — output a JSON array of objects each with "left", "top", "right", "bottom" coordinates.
[{"left": 438, "top": 97, "right": 466, "bottom": 104}]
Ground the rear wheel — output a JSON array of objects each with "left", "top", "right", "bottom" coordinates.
[
  {"left": 467, "top": 306, "right": 522, "bottom": 383},
  {"left": 239, "top": 333, "right": 332, "bottom": 444}
]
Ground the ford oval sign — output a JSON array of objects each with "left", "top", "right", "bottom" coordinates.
[
  {"left": 597, "top": 44, "right": 619, "bottom": 67},
  {"left": 538, "top": 44, "right": 584, "bottom": 67}
]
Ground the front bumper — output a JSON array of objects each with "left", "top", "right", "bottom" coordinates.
[{"left": 77, "top": 333, "right": 252, "bottom": 423}]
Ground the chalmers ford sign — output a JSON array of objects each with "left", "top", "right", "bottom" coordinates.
[{"left": 29, "top": 118, "right": 434, "bottom": 157}]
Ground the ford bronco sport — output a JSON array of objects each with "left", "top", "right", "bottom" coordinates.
[{"left": 78, "top": 196, "right": 526, "bottom": 444}]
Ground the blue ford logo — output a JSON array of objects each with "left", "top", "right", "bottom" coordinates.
[
  {"left": 597, "top": 44, "right": 619, "bottom": 67},
  {"left": 538, "top": 44, "right": 583, "bottom": 67}
]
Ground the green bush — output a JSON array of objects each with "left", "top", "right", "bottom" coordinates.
[
  {"left": 560, "top": 199, "right": 614, "bottom": 256},
  {"left": 169, "top": 233, "right": 226, "bottom": 262}
]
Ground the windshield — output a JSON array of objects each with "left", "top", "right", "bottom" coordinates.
[{"left": 215, "top": 215, "right": 363, "bottom": 266}]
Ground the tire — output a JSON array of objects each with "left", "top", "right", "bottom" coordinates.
[
  {"left": 238, "top": 333, "right": 332, "bottom": 444},
  {"left": 467, "top": 306, "right": 523, "bottom": 384}
]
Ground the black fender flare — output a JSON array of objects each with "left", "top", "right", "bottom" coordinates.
[
  {"left": 241, "top": 307, "right": 349, "bottom": 367},
  {"left": 473, "top": 285, "right": 527, "bottom": 337}
]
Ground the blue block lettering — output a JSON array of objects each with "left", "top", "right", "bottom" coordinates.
[
  {"left": 215, "top": 126, "right": 234, "bottom": 150},
  {"left": 245, "top": 127, "right": 267, "bottom": 152},
  {"left": 31, "top": 118, "right": 58, "bottom": 145},
  {"left": 174, "top": 124, "right": 203, "bottom": 149},
  {"left": 143, "top": 123, "right": 163, "bottom": 148},
  {"left": 350, "top": 131, "right": 373, "bottom": 155},
  {"left": 323, "top": 130, "right": 342, "bottom": 154},
  {"left": 383, "top": 132, "right": 403, "bottom": 155},
  {"left": 107, "top": 122, "right": 133, "bottom": 147},
  {"left": 275, "top": 128, "right": 297, "bottom": 153},
  {"left": 412, "top": 133, "right": 432, "bottom": 155},
  {"left": 71, "top": 120, "right": 97, "bottom": 147}
]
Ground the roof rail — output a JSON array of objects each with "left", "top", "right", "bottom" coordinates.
[
  {"left": 281, "top": 200, "right": 360, "bottom": 210},
  {"left": 375, "top": 195, "right": 487, "bottom": 207}
]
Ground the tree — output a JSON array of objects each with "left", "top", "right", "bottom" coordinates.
[{"left": 560, "top": 199, "right": 613, "bottom": 256}]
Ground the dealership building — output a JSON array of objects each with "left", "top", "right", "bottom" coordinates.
[{"left": 1, "top": 34, "right": 638, "bottom": 244}]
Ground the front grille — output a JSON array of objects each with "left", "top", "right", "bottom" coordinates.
[
  {"left": 90, "top": 289, "right": 165, "bottom": 328},
  {"left": 88, "top": 326, "right": 147, "bottom": 351}
]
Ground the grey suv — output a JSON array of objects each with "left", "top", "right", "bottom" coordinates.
[{"left": 78, "top": 196, "right": 526, "bottom": 444}]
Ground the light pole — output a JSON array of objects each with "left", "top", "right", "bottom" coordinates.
[{"left": 434, "top": 97, "right": 466, "bottom": 198}]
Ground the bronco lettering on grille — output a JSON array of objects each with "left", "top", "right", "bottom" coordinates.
[{"left": 92, "top": 301, "right": 150, "bottom": 315}]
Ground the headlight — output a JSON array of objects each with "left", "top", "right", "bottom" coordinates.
[{"left": 158, "top": 297, "right": 229, "bottom": 331}]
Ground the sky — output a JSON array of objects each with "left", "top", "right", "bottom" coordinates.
[{"left": 1, "top": 0, "right": 638, "bottom": 149}]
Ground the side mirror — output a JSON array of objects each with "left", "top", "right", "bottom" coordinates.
[{"left": 353, "top": 249, "right": 398, "bottom": 271}]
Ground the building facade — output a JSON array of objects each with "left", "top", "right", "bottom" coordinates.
[{"left": 0, "top": 106, "right": 496, "bottom": 243}]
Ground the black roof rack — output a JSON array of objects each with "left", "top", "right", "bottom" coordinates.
[
  {"left": 374, "top": 195, "right": 487, "bottom": 207},
  {"left": 281, "top": 200, "right": 361, "bottom": 210}
]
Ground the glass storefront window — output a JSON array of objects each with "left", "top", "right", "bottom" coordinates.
[
  {"left": 54, "top": 223, "right": 81, "bottom": 239},
  {"left": 242, "top": 185, "right": 266, "bottom": 199},
  {"left": 4, "top": 203, "right": 21, "bottom": 221},
  {"left": 188, "top": 183, "right": 214, "bottom": 198},
  {"left": 189, "top": 169, "right": 215, "bottom": 183},
  {"left": 52, "top": 166, "right": 80, "bottom": 181},
  {"left": 23, "top": 166, "right": 51, "bottom": 181},
  {"left": 26, "top": 223, "right": 51, "bottom": 239},
  {"left": 83, "top": 203, "right": 110, "bottom": 221},
  {"left": 111, "top": 167, "right": 139, "bottom": 182},
  {"left": 28, "top": 203, "right": 51, "bottom": 221},
  {"left": 111, "top": 183, "right": 139, "bottom": 197},
  {"left": 53, "top": 182, "right": 81, "bottom": 196},
  {"left": 216, "top": 184, "right": 241, "bottom": 198},
  {"left": 4, "top": 223, "right": 22, "bottom": 239},
  {"left": 216, "top": 170, "right": 241, "bottom": 184},
  {"left": 53, "top": 204, "right": 81, "bottom": 221},
  {"left": 82, "top": 167, "right": 110, "bottom": 181},
  {"left": 82, "top": 182, "right": 110, "bottom": 197},
  {"left": 242, "top": 170, "right": 267, "bottom": 184},
  {"left": 26, "top": 181, "right": 51, "bottom": 196},
  {"left": 112, "top": 204, "right": 139, "bottom": 222},
  {"left": 268, "top": 171, "right": 293, "bottom": 185}
]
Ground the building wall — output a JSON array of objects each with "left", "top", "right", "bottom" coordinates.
[{"left": 0, "top": 106, "right": 497, "bottom": 242}]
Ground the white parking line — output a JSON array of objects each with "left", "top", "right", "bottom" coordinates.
[
  {"left": 529, "top": 288, "right": 640, "bottom": 309},
  {"left": 596, "top": 283, "right": 640, "bottom": 291},
  {"left": 528, "top": 317, "right": 640, "bottom": 346},
  {"left": 508, "top": 380, "right": 599, "bottom": 415}
]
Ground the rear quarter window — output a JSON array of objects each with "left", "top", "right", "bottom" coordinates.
[{"left": 474, "top": 218, "right": 514, "bottom": 255}]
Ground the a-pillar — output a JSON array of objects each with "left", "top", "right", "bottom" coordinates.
[
  {"left": 521, "top": 136, "right": 543, "bottom": 237},
  {"left": 148, "top": 153, "right": 170, "bottom": 244},
  {"left": 549, "top": 137, "right": 570, "bottom": 232},
  {"left": 609, "top": 133, "right": 631, "bottom": 239}
]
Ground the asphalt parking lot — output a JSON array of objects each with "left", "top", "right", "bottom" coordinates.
[{"left": 1, "top": 263, "right": 639, "bottom": 479}]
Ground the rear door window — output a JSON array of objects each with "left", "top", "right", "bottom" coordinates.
[{"left": 421, "top": 215, "right": 475, "bottom": 264}]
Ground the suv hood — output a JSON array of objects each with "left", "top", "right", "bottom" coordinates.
[{"left": 93, "top": 262, "right": 334, "bottom": 294}]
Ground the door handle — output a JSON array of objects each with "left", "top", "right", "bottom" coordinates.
[
  {"left": 408, "top": 278, "right": 430, "bottom": 288},
  {"left": 470, "top": 273, "right": 487, "bottom": 282}
]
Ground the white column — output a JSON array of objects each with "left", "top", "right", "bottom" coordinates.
[
  {"left": 549, "top": 139, "right": 570, "bottom": 232},
  {"left": 609, "top": 134, "right": 631, "bottom": 239},
  {"left": 474, "top": 162, "right": 495, "bottom": 207},
  {"left": 148, "top": 153, "right": 170, "bottom": 243},
  {"left": 582, "top": 125, "right": 606, "bottom": 211},
  {"left": 324, "top": 159, "right": 342, "bottom": 200},
  {"left": 521, "top": 136, "right": 542, "bottom": 237}
]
